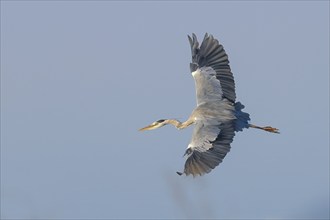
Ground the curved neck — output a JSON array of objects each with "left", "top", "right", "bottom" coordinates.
[{"left": 165, "top": 119, "right": 194, "bottom": 129}]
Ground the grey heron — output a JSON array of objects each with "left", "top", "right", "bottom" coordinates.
[{"left": 140, "top": 33, "right": 279, "bottom": 176}]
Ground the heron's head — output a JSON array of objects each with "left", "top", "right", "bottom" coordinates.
[{"left": 139, "top": 119, "right": 167, "bottom": 131}]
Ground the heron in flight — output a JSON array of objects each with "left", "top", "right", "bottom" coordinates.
[{"left": 140, "top": 33, "right": 279, "bottom": 176}]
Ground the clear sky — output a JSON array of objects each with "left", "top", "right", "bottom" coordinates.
[{"left": 1, "top": 1, "right": 329, "bottom": 219}]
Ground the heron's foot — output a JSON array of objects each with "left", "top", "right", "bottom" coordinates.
[
  {"left": 249, "top": 124, "right": 280, "bottom": 134},
  {"left": 262, "top": 126, "right": 280, "bottom": 134}
]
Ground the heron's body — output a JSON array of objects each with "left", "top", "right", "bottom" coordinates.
[
  {"left": 140, "top": 33, "right": 278, "bottom": 176},
  {"left": 191, "top": 100, "right": 235, "bottom": 123}
]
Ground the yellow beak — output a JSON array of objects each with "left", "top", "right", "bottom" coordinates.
[
  {"left": 139, "top": 121, "right": 166, "bottom": 131},
  {"left": 139, "top": 124, "right": 156, "bottom": 131}
]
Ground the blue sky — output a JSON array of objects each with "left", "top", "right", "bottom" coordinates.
[{"left": 1, "top": 1, "right": 329, "bottom": 219}]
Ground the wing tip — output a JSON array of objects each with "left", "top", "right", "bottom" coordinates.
[{"left": 176, "top": 171, "right": 183, "bottom": 176}]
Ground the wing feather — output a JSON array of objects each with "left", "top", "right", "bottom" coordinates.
[
  {"left": 189, "top": 33, "right": 236, "bottom": 103},
  {"left": 181, "top": 121, "right": 235, "bottom": 176}
]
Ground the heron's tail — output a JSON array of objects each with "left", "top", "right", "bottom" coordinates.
[{"left": 234, "top": 102, "right": 250, "bottom": 132}]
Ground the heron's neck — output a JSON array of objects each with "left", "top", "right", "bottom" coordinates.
[{"left": 165, "top": 119, "right": 193, "bottom": 129}]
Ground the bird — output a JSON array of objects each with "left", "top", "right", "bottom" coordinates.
[{"left": 139, "top": 33, "right": 279, "bottom": 177}]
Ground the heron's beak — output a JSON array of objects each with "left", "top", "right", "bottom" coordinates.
[
  {"left": 139, "top": 124, "right": 157, "bottom": 131},
  {"left": 139, "top": 121, "right": 166, "bottom": 131}
]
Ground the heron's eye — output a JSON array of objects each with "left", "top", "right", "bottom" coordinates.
[{"left": 156, "top": 119, "right": 165, "bottom": 123}]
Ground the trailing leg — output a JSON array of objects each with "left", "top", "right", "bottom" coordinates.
[{"left": 249, "top": 124, "right": 279, "bottom": 134}]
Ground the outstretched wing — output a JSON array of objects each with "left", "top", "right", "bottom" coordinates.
[
  {"left": 188, "top": 33, "right": 236, "bottom": 104},
  {"left": 178, "top": 120, "right": 235, "bottom": 176}
]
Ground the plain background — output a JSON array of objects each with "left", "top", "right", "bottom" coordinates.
[{"left": 1, "top": 1, "right": 329, "bottom": 219}]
